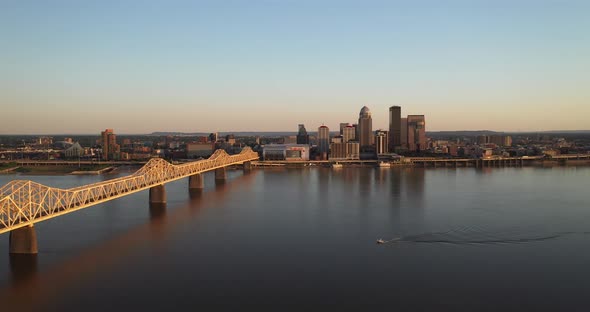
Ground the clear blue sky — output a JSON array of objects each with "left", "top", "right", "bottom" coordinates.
[{"left": 1, "top": 0, "right": 588, "bottom": 134}]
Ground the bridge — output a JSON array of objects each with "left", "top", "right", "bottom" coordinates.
[{"left": 0, "top": 148, "right": 259, "bottom": 254}]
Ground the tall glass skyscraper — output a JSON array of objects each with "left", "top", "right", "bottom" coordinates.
[
  {"left": 389, "top": 106, "right": 401, "bottom": 152},
  {"left": 297, "top": 124, "right": 310, "bottom": 145},
  {"left": 358, "top": 106, "right": 373, "bottom": 149}
]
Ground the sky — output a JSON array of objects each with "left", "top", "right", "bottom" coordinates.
[{"left": 1, "top": 0, "right": 589, "bottom": 134}]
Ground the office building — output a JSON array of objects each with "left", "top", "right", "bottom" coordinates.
[
  {"left": 339, "top": 123, "right": 349, "bottom": 135},
  {"left": 297, "top": 124, "right": 310, "bottom": 145},
  {"left": 358, "top": 106, "right": 373, "bottom": 149},
  {"left": 400, "top": 118, "right": 408, "bottom": 148},
  {"left": 375, "top": 130, "right": 389, "bottom": 155},
  {"left": 389, "top": 106, "right": 401, "bottom": 151},
  {"left": 343, "top": 125, "right": 355, "bottom": 143},
  {"left": 330, "top": 142, "right": 360, "bottom": 160},
  {"left": 101, "top": 129, "right": 120, "bottom": 160},
  {"left": 407, "top": 115, "right": 426, "bottom": 152},
  {"left": 318, "top": 125, "right": 330, "bottom": 159}
]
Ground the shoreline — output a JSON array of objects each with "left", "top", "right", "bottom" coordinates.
[{"left": 0, "top": 159, "right": 587, "bottom": 175}]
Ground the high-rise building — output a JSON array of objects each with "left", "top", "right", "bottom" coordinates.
[
  {"left": 343, "top": 125, "right": 355, "bottom": 143},
  {"left": 330, "top": 142, "right": 346, "bottom": 159},
  {"left": 407, "top": 115, "right": 426, "bottom": 152},
  {"left": 346, "top": 142, "right": 360, "bottom": 159},
  {"left": 101, "top": 129, "right": 120, "bottom": 160},
  {"left": 477, "top": 135, "right": 490, "bottom": 145},
  {"left": 339, "top": 123, "right": 349, "bottom": 135},
  {"left": 400, "top": 118, "right": 408, "bottom": 148},
  {"left": 489, "top": 135, "right": 513, "bottom": 147},
  {"left": 389, "top": 106, "right": 401, "bottom": 152},
  {"left": 375, "top": 130, "right": 389, "bottom": 155},
  {"left": 297, "top": 124, "right": 310, "bottom": 145},
  {"left": 318, "top": 125, "right": 330, "bottom": 159},
  {"left": 358, "top": 106, "right": 373, "bottom": 149}
]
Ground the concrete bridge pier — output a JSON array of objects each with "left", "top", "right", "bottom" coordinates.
[
  {"left": 149, "top": 184, "right": 166, "bottom": 204},
  {"left": 243, "top": 161, "right": 252, "bottom": 172},
  {"left": 9, "top": 225, "right": 38, "bottom": 254},
  {"left": 215, "top": 167, "right": 227, "bottom": 184},
  {"left": 189, "top": 173, "right": 204, "bottom": 190}
]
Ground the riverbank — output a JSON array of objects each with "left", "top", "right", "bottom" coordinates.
[{"left": 6, "top": 164, "right": 116, "bottom": 175}]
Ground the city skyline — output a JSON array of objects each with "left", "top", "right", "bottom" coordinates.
[{"left": 2, "top": 1, "right": 589, "bottom": 134}]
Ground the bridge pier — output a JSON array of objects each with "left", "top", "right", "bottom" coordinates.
[
  {"left": 189, "top": 173, "right": 204, "bottom": 190},
  {"left": 149, "top": 184, "right": 166, "bottom": 204},
  {"left": 9, "top": 225, "right": 38, "bottom": 254},
  {"left": 243, "top": 161, "right": 252, "bottom": 172},
  {"left": 215, "top": 167, "right": 226, "bottom": 183}
]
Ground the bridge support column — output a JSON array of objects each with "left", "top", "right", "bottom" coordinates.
[
  {"left": 9, "top": 225, "right": 38, "bottom": 254},
  {"left": 149, "top": 184, "right": 166, "bottom": 204},
  {"left": 215, "top": 167, "right": 226, "bottom": 183},
  {"left": 243, "top": 161, "right": 252, "bottom": 172},
  {"left": 189, "top": 174, "right": 204, "bottom": 190}
]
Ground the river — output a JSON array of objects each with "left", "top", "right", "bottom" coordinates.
[{"left": 1, "top": 166, "right": 589, "bottom": 310}]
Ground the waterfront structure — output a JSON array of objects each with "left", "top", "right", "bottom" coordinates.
[
  {"left": 330, "top": 142, "right": 346, "bottom": 159},
  {"left": 407, "top": 115, "right": 426, "bottom": 152},
  {"left": 330, "top": 142, "right": 360, "bottom": 160},
  {"left": 375, "top": 130, "right": 389, "bottom": 155},
  {"left": 297, "top": 124, "right": 310, "bottom": 145},
  {"left": 389, "top": 106, "right": 401, "bottom": 152},
  {"left": 0, "top": 148, "right": 259, "bottom": 254},
  {"left": 318, "top": 125, "right": 330, "bottom": 159},
  {"left": 262, "top": 144, "right": 310, "bottom": 161},
  {"left": 358, "top": 106, "right": 373, "bottom": 149},
  {"left": 101, "top": 129, "right": 120, "bottom": 161},
  {"left": 346, "top": 142, "right": 360, "bottom": 159}
]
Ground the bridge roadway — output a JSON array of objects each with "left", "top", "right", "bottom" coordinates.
[{"left": 0, "top": 148, "right": 259, "bottom": 254}]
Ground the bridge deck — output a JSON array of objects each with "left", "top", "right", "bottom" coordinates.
[{"left": 0, "top": 148, "right": 258, "bottom": 234}]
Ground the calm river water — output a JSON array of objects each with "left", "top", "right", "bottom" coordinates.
[{"left": 0, "top": 166, "right": 589, "bottom": 310}]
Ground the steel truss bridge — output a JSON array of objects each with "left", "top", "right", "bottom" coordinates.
[{"left": 0, "top": 148, "right": 259, "bottom": 253}]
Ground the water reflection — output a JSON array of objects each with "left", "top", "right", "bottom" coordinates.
[
  {"left": 9, "top": 254, "right": 38, "bottom": 285},
  {"left": 0, "top": 171, "right": 256, "bottom": 310}
]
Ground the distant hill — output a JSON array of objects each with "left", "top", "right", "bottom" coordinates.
[{"left": 427, "top": 130, "right": 590, "bottom": 137}]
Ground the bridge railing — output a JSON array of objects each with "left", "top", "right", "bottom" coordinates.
[{"left": 0, "top": 148, "right": 258, "bottom": 233}]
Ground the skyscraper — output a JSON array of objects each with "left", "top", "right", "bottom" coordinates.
[
  {"left": 101, "top": 129, "right": 120, "bottom": 160},
  {"left": 407, "top": 115, "right": 426, "bottom": 152},
  {"left": 297, "top": 124, "right": 310, "bottom": 145},
  {"left": 389, "top": 106, "right": 401, "bottom": 152},
  {"left": 375, "top": 130, "right": 389, "bottom": 155},
  {"left": 318, "top": 125, "right": 330, "bottom": 159},
  {"left": 339, "top": 123, "right": 349, "bottom": 136},
  {"left": 358, "top": 106, "right": 373, "bottom": 149},
  {"left": 343, "top": 125, "right": 355, "bottom": 143},
  {"left": 400, "top": 118, "right": 408, "bottom": 148}
]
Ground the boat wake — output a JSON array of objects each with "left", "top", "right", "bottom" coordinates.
[{"left": 377, "top": 226, "right": 589, "bottom": 246}]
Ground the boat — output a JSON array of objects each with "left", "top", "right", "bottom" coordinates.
[
  {"left": 331, "top": 163, "right": 343, "bottom": 168},
  {"left": 376, "top": 239, "right": 386, "bottom": 244}
]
